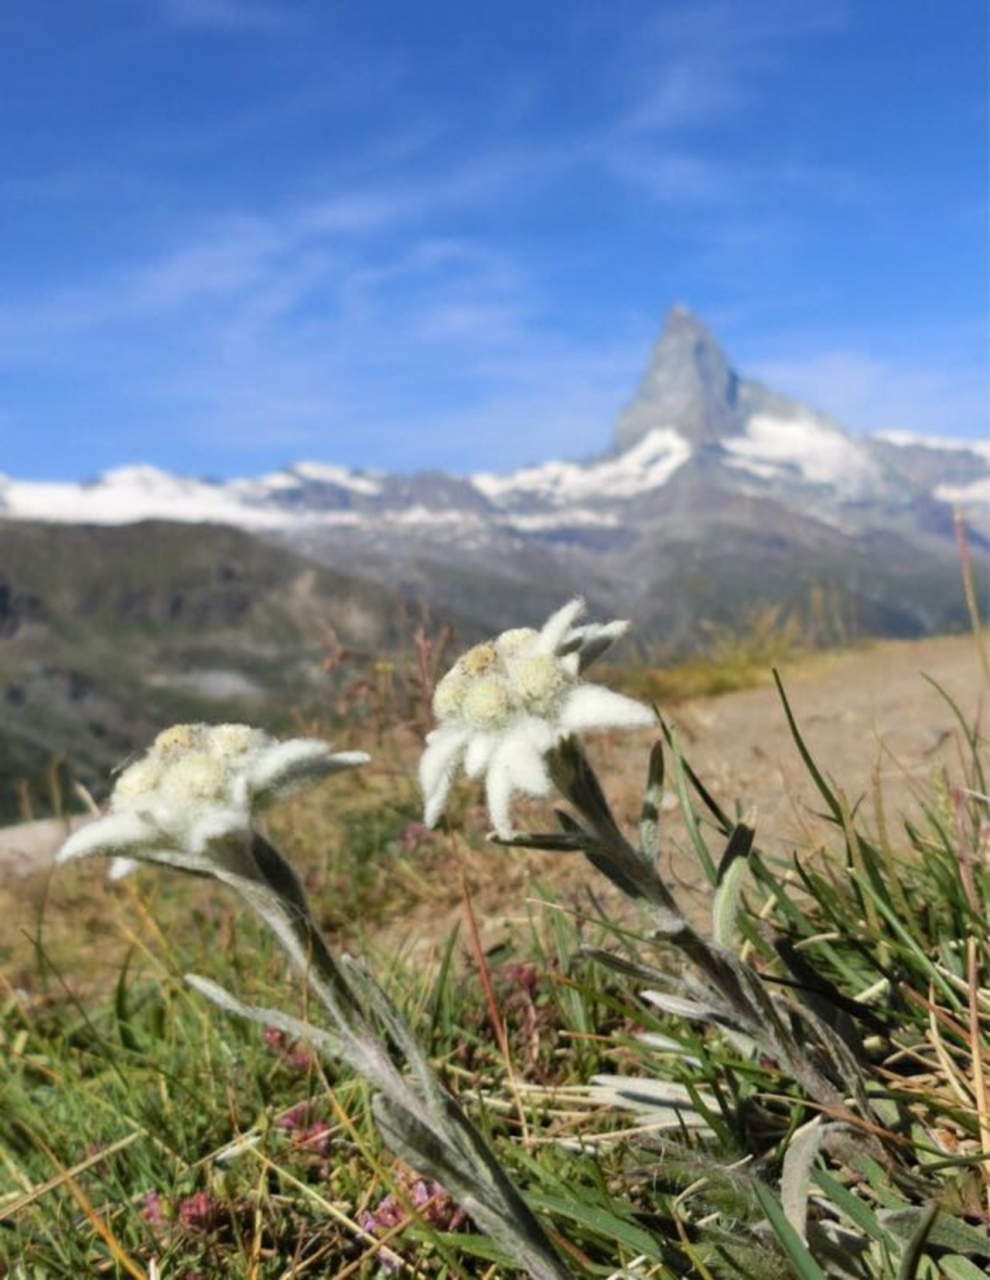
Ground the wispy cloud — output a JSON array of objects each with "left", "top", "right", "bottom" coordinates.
[
  {"left": 751, "top": 350, "right": 989, "bottom": 440},
  {"left": 2, "top": 0, "right": 980, "bottom": 480},
  {"left": 157, "top": 0, "right": 294, "bottom": 31},
  {"left": 594, "top": 0, "right": 851, "bottom": 205},
  {"left": 640, "top": 1, "right": 846, "bottom": 127},
  {"left": 0, "top": 147, "right": 645, "bottom": 472}
]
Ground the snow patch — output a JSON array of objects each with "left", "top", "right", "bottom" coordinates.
[
  {"left": 384, "top": 505, "right": 483, "bottom": 528},
  {"left": 876, "top": 430, "right": 990, "bottom": 461},
  {"left": 292, "top": 461, "right": 382, "bottom": 494},
  {"left": 503, "top": 509, "right": 621, "bottom": 531},
  {"left": 0, "top": 469, "right": 303, "bottom": 528},
  {"left": 724, "top": 414, "right": 882, "bottom": 496},
  {"left": 472, "top": 428, "right": 691, "bottom": 505}
]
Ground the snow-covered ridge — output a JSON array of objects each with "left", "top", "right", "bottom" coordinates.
[
  {"left": 0, "top": 417, "right": 983, "bottom": 536},
  {"left": 0, "top": 461, "right": 385, "bottom": 528},
  {"left": 723, "top": 413, "right": 884, "bottom": 497},
  {"left": 289, "top": 461, "right": 383, "bottom": 493},
  {"left": 472, "top": 428, "right": 691, "bottom": 505},
  {"left": 875, "top": 430, "right": 990, "bottom": 460},
  {"left": 0, "top": 466, "right": 293, "bottom": 528},
  {"left": 0, "top": 429, "right": 697, "bottom": 530},
  {"left": 872, "top": 431, "right": 990, "bottom": 527},
  {"left": 502, "top": 509, "right": 621, "bottom": 532},
  {"left": 936, "top": 475, "right": 990, "bottom": 505}
]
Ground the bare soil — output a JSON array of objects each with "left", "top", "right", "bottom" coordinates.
[
  {"left": 348, "top": 631, "right": 987, "bottom": 963},
  {"left": 633, "top": 632, "right": 985, "bottom": 916},
  {"left": 1, "top": 633, "right": 984, "bottom": 980}
]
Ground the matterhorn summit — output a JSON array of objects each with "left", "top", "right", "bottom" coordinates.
[
  {"left": 614, "top": 307, "right": 744, "bottom": 449},
  {"left": 614, "top": 305, "right": 855, "bottom": 455}
]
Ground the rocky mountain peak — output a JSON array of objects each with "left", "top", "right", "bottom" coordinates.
[{"left": 614, "top": 306, "right": 743, "bottom": 452}]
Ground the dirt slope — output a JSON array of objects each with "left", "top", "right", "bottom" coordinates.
[
  {"left": 636, "top": 632, "right": 984, "bottom": 913},
  {"left": 1, "top": 633, "right": 984, "bottom": 972}
]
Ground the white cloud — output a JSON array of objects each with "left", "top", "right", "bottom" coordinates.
[
  {"left": 157, "top": 0, "right": 292, "bottom": 31},
  {"left": 751, "top": 350, "right": 990, "bottom": 441},
  {"left": 131, "top": 221, "right": 287, "bottom": 309},
  {"left": 595, "top": 0, "right": 851, "bottom": 206},
  {"left": 0, "top": 149, "right": 646, "bottom": 472},
  {"left": 605, "top": 149, "right": 738, "bottom": 206},
  {"left": 624, "top": 0, "right": 846, "bottom": 131},
  {"left": 618, "top": 57, "right": 747, "bottom": 134}
]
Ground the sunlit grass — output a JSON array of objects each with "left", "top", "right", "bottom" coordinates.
[{"left": 610, "top": 601, "right": 857, "bottom": 705}]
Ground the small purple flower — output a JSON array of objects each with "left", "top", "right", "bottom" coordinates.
[
  {"left": 360, "top": 1177, "right": 466, "bottom": 1268},
  {"left": 412, "top": 1180, "right": 467, "bottom": 1230},
  {"left": 141, "top": 1189, "right": 167, "bottom": 1228},
  {"left": 286, "top": 1043, "right": 313, "bottom": 1071},
  {"left": 504, "top": 961, "right": 539, "bottom": 994},
  {"left": 177, "top": 1189, "right": 224, "bottom": 1234},
  {"left": 296, "top": 1121, "right": 332, "bottom": 1155},
  {"left": 276, "top": 1101, "right": 313, "bottom": 1131},
  {"left": 398, "top": 821, "right": 431, "bottom": 852},
  {"left": 265, "top": 1025, "right": 313, "bottom": 1071},
  {"left": 263, "top": 1024, "right": 285, "bottom": 1052}
]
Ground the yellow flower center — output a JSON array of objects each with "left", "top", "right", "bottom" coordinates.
[
  {"left": 113, "top": 756, "right": 163, "bottom": 805},
  {"left": 508, "top": 652, "right": 569, "bottom": 713},
  {"left": 434, "top": 628, "right": 578, "bottom": 728},
  {"left": 495, "top": 627, "right": 537, "bottom": 655},
  {"left": 433, "top": 670, "right": 468, "bottom": 720},
  {"left": 154, "top": 724, "right": 205, "bottom": 755},
  {"left": 209, "top": 724, "right": 263, "bottom": 756},
  {"left": 457, "top": 642, "right": 500, "bottom": 677},
  {"left": 461, "top": 676, "right": 512, "bottom": 727},
  {"left": 160, "top": 752, "right": 229, "bottom": 803}
]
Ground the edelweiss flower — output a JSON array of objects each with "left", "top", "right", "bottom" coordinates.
[
  {"left": 420, "top": 599, "right": 653, "bottom": 837},
  {"left": 56, "top": 723, "right": 368, "bottom": 879}
]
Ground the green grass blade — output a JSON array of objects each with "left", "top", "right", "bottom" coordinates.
[
  {"left": 751, "top": 1179, "right": 828, "bottom": 1280},
  {"left": 772, "top": 669, "right": 843, "bottom": 823},
  {"left": 811, "top": 1167, "right": 886, "bottom": 1241}
]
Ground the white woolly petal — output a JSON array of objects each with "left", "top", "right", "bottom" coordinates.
[
  {"left": 558, "top": 652, "right": 580, "bottom": 679},
  {"left": 320, "top": 749, "right": 371, "bottom": 772},
  {"left": 534, "top": 598, "right": 585, "bottom": 654},
  {"left": 484, "top": 768, "right": 516, "bottom": 838},
  {"left": 591, "top": 618, "right": 630, "bottom": 645},
  {"left": 512, "top": 715, "right": 560, "bottom": 756},
  {"left": 505, "top": 740, "right": 554, "bottom": 798},
  {"left": 419, "top": 725, "right": 471, "bottom": 826},
  {"left": 107, "top": 857, "right": 141, "bottom": 881},
  {"left": 246, "top": 738, "right": 329, "bottom": 793},
  {"left": 424, "top": 779, "right": 453, "bottom": 828},
  {"left": 558, "top": 684, "right": 655, "bottom": 733},
  {"left": 228, "top": 770, "right": 252, "bottom": 812},
  {"left": 187, "top": 807, "right": 252, "bottom": 861},
  {"left": 463, "top": 731, "right": 498, "bottom": 778},
  {"left": 55, "top": 811, "right": 162, "bottom": 864},
  {"left": 574, "top": 620, "right": 630, "bottom": 671},
  {"left": 419, "top": 725, "right": 470, "bottom": 796},
  {"left": 483, "top": 728, "right": 554, "bottom": 838},
  {"left": 247, "top": 740, "right": 366, "bottom": 805}
]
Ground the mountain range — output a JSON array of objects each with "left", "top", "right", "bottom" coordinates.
[
  {"left": 0, "top": 306, "right": 986, "bottom": 816},
  {"left": 2, "top": 307, "right": 986, "bottom": 531}
]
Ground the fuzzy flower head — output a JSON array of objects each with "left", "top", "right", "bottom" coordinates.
[
  {"left": 420, "top": 599, "right": 653, "bottom": 838},
  {"left": 56, "top": 723, "right": 368, "bottom": 879}
]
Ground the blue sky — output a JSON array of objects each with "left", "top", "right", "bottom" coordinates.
[{"left": 1, "top": 0, "right": 986, "bottom": 481}]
